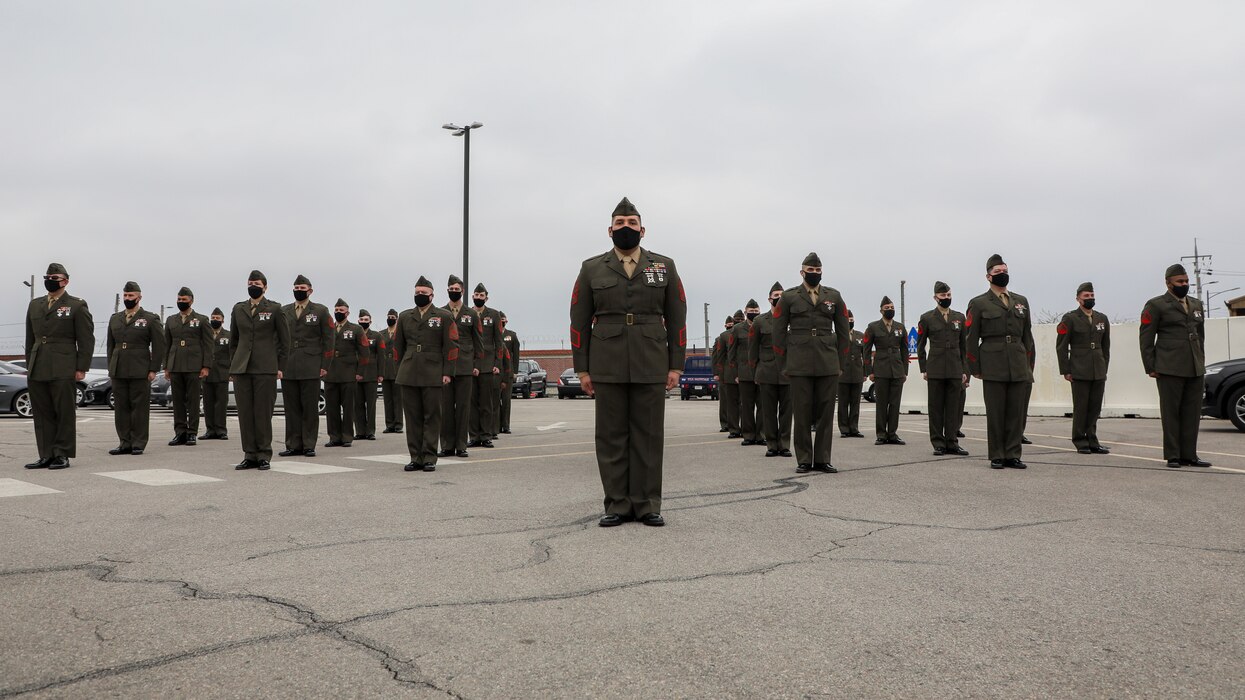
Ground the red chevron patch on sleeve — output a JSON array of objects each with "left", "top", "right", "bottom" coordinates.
[
  {"left": 570, "top": 326, "right": 581, "bottom": 349},
  {"left": 772, "top": 302, "right": 782, "bottom": 319},
  {"left": 773, "top": 346, "right": 784, "bottom": 356},
  {"left": 1141, "top": 310, "right": 1152, "bottom": 325},
  {"left": 448, "top": 347, "right": 459, "bottom": 362},
  {"left": 679, "top": 326, "right": 687, "bottom": 347},
  {"left": 917, "top": 324, "right": 925, "bottom": 336},
  {"left": 678, "top": 280, "right": 686, "bottom": 302},
  {"left": 965, "top": 311, "right": 973, "bottom": 328},
  {"left": 449, "top": 324, "right": 460, "bottom": 341},
  {"left": 571, "top": 280, "right": 580, "bottom": 306},
  {"left": 1057, "top": 322, "right": 1068, "bottom": 335}
]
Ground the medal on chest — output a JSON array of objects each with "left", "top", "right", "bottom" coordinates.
[
  {"left": 56, "top": 306, "right": 71, "bottom": 318},
  {"left": 135, "top": 318, "right": 148, "bottom": 328},
  {"left": 305, "top": 314, "right": 318, "bottom": 324},
  {"left": 643, "top": 262, "right": 667, "bottom": 284},
  {"left": 189, "top": 319, "right": 200, "bottom": 328},
  {"left": 1014, "top": 303, "right": 1026, "bottom": 317},
  {"left": 257, "top": 312, "right": 272, "bottom": 322},
  {"left": 429, "top": 317, "right": 442, "bottom": 328},
  {"left": 343, "top": 330, "right": 354, "bottom": 340}
]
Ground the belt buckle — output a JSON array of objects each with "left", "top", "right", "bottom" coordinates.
[
  {"left": 810, "top": 328, "right": 819, "bottom": 336},
  {"left": 625, "top": 313, "right": 635, "bottom": 325},
  {"left": 415, "top": 344, "right": 422, "bottom": 352},
  {"left": 180, "top": 340, "right": 187, "bottom": 347},
  {"left": 1004, "top": 335, "right": 1013, "bottom": 343},
  {"left": 121, "top": 342, "right": 128, "bottom": 349},
  {"left": 1090, "top": 342, "right": 1096, "bottom": 349}
]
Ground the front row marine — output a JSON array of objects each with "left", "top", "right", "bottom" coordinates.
[
  {"left": 770, "top": 251, "right": 851, "bottom": 474},
  {"left": 324, "top": 299, "right": 369, "bottom": 447},
  {"left": 107, "top": 281, "right": 164, "bottom": 456},
  {"left": 230, "top": 270, "right": 291, "bottom": 471},
  {"left": 280, "top": 274, "right": 333, "bottom": 458},
  {"left": 916, "top": 281, "right": 969, "bottom": 456},
  {"left": 837, "top": 313, "right": 866, "bottom": 439},
  {"left": 394, "top": 276, "right": 458, "bottom": 472},
  {"left": 164, "top": 286, "right": 213, "bottom": 447},
  {"left": 1056, "top": 282, "right": 1111, "bottom": 455},
  {"left": 571, "top": 196, "right": 688, "bottom": 528},
  {"left": 1140, "top": 264, "right": 1210, "bottom": 469},
  {"left": 200, "top": 307, "right": 232, "bottom": 441},
  {"left": 863, "top": 295, "right": 907, "bottom": 446}
]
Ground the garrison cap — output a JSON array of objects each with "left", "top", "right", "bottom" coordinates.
[
  {"left": 178, "top": 286, "right": 194, "bottom": 298},
  {"left": 770, "top": 281, "right": 784, "bottom": 293},
  {"left": 293, "top": 274, "right": 311, "bottom": 287},
  {"left": 334, "top": 298, "right": 348, "bottom": 308},
  {"left": 474, "top": 282, "right": 487, "bottom": 294},
  {"left": 880, "top": 296, "right": 894, "bottom": 307},
  {"left": 248, "top": 270, "right": 267, "bottom": 283},
  {"left": 46, "top": 262, "right": 68, "bottom": 277},
  {"left": 387, "top": 308, "right": 398, "bottom": 316},
  {"left": 123, "top": 281, "right": 141, "bottom": 293},
  {"left": 612, "top": 197, "right": 639, "bottom": 218},
  {"left": 358, "top": 309, "right": 371, "bottom": 318},
  {"left": 934, "top": 281, "right": 950, "bottom": 294},
  {"left": 500, "top": 312, "right": 508, "bottom": 321},
  {"left": 986, "top": 253, "right": 1005, "bottom": 271},
  {"left": 211, "top": 307, "right": 224, "bottom": 316},
  {"left": 448, "top": 274, "right": 464, "bottom": 287},
  {"left": 733, "top": 309, "right": 744, "bottom": 321},
  {"left": 745, "top": 298, "right": 760, "bottom": 309},
  {"left": 802, "top": 252, "right": 822, "bottom": 267},
  {"left": 415, "top": 275, "right": 433, "bottom": 289},
  {"left": 725, "top": 316, "right": 735, "bottom": 324},
  {"left": 1077, "top": 282, "right": 1094, "bottom": 294},
  {"left": 1165, "top": 263, "right": 1187, "bottom": 279}
]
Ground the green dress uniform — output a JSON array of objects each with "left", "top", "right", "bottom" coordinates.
[
  {"left": 354, "top": 318, "right": 382, "bottom": 439},
  {"left": 712, "top": 320, "right": 734, "bottom": 431},
  {"left": 749, "top": 295, "right": 792, "bottom": 454},
  {"left": 863, "top": 307, "right": 909, "bottom": 444},
  {"left": 24, "top": 264, "right": 95, "bottom": 466},
  {"left": 1056, "top": 287, "right": 1111, "bottom": 452},
  {"left": 229, "top": 271, "right": 290, "bottom": 466},
  {"left": 570, "top": 232, "right": 688, "bottom": 520},
  {"left": 395, "top": 285, "right": 458, "bottom": 470},
  {"left": 471, "top": 287, "right": 505, "bottom": 444},
  {"left": 325, "top": 308, "right": 368, "bottom": 447},
  {"left": 767, "top": 254, "right": 851, "bottom": 471},
  {"left": 380, "top": 310, "right": 403, "bottom": 433},
  {"left": 966, "top": 256, "right": 1035, "bottom": 465},
  {"left": 202, "top": 311, "right": 233, "bottom": 439},
  {"left": 837, "top": 328, "right": 865, "bottom": 437},
  {"left": 164, "top": 294, "right": 213, "bottom": 443},
  {"left": 1140, "top": 267, "right": 1206, "bottom": 465},
  {"left": 442, "top": 289, "right": 483, "bottom": 454},
  {"left": 721, "top": 310, "right": 744, "bottom": 438},
  {"left": 499, "top": 326, "right": 520, "bottom": 431},
  {"left": 106, "top": 291, "right": 164, "bottom": 453},
  {"left": 917, "top": 295, "right": 968, "bottom": 452},
  {"left": 280, "top": 281, "right": 334, "bottom": 454},
  {"left": 729, "top": 304, "right": 763, "bottom": 445}
]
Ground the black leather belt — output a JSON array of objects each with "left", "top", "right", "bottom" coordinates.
[
  {"left": 596, "top": 313, "right": 662, "bottom": 325},
  {"left": 789, "top": 328, "right": 830, "bottom": 336}
]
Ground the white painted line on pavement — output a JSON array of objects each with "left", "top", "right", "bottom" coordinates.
[
  {"left": 267, "top": 462, "right": 361, "bottom": 475},
  {"left": 348, "top": 454, "right": 464, "bottom": 465},
  {"left": 94, "top": 469, "right": 223, "bottom": 486},
  {"left": 0, "top": 478, "right": 62, "bottom": 498}
]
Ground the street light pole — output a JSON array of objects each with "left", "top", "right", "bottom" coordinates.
[
  {"left": 703, "top": 303, "right": 710, "bottom": 354},
  {"left": 24, "top": 275, "right": 34, "bottom": 300},
  {"left": 443, "top": 122, "right": 484, "bottom": 290}
]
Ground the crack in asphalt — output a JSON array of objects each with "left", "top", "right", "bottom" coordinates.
[{"left": 776, "top": 500, "right": 1097, "bottom": 532}]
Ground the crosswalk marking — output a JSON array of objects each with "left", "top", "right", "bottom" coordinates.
[
  {"left": 94, "top": 469, "right": 223, "bottom": 486},
  {"left": 267, "top": 462, "right": 361, "bottom": 475},
  {"left": 0, "top": 478, "right": 62, "bottom": 498}
]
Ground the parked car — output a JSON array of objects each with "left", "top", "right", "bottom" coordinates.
[
  {"left": 679, "top": 355, "right": 717, "bottom": 400},
  {"left": 151, "top": 373, "right": 171, "bottom": 406},
  {"left": 556, "top": 368, "right": 591, "bottom": 399},
  {"left": 1203, "top": 357, "right": 1245, "bottom": 432},
  {"left": 158, "top": 378, "right": 327, "bottom": 415},
  {"left": 83, "top": 376, "right": 114, "bottom": 407},
  {"left": 512, "top": 359, "right": 548, "bottom": 399},
  {"left": 0, "top": 360, "right": 32, "bottom": 418},
  {"left": 9, "top": 359, "right": 26, "bottom": 370}
]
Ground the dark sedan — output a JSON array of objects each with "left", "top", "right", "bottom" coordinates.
[
  {"left": 0, "top": 360, "right": 32, "bottom": 418},
  {"left": 1203, "top": 357, "right": 1245, "bottom": 432},
  {"left": 557, "top": 368, "right": 591, "bottom": 399}
]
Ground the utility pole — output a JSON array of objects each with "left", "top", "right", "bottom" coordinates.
[
  {"left": 1182, "top": 238, "right": 1213, "bottom": 312},
  {"left": 899, "top": 280, "right": 907, "bottom": 329},
  {"left": 703, "top": 302, "right": 710, "bottom": 355},
  {"left": 114, "top": 294, "right": 120, "bottom": 314}
]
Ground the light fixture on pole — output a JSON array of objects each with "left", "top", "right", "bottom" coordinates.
[{"left": 443, "top": 122, "right": 484, "bottom": 291}]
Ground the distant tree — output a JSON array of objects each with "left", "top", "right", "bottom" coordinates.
[{"left": 1035, "top": 308, "right": 1064, "bottom": 324}]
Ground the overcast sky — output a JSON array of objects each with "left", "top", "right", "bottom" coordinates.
[{"left": 3, "top": 0, "right": 1244, "bottom": 354}]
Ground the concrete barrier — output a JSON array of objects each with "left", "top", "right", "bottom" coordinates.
[{"left": 899, "top": 316, "right": 1245, "bottom": 418}]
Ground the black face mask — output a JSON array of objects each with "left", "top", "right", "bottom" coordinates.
[
  {"left": 359, "top": 322, "right": 370, "bottom": 330},
  {"left": 210, "top": 319, "right": 223, "bottom": 329},
  {"left": 725, "top": 324, "right": 734, "bottom": 331},
  {"left": 803, "top": 272, "right": 822, "bottom": 288},
  {"left": 247, "top": 286, "right": 264, "bottom": 299},
  {"left": 123, "top": 298, "right": 138, "bottom": 309},
  {"left": 990, "top": 272, "right": 1010, "bottom": 288},
  {"left": 473, "top": 297, "right": 485, "bottom": 308},
  {"left": 770, "top": 297, "right": 779, "bottom": 307},
  {"left": 746, "top": 311, "right": 759, "bottom": 321},
  {"left": 414, "top": 294, "right": 432, "bottom": 308},
  {"left": 849, "top": 321, "right": 855, "bottom": 329},
  {"left": 883, "top": 309, "right": 895, "bottom": 320},
  {"left": 387, "top": 317, "right": 397, "bottom": 327},
  {"left": 292, "top": 289, "right": 309, "bottom": 302},
  {"left": 448, "top": 290, "right": 463, "bottom": 302},
  {"left": 1171, "top": 284, "right": 1190, "bottom": 299},
  {"left": 611, "top": 226, "right": 642, "bottom": 251},
  {"left": 937, "top": 298, "right": 952, "bottom": 308},
  {"left": 334, "top": 312, "right": 347, "bottom": 322},
  {"left": 1083, "top": 299, "right": 1096, "bottom": 309},
  {"left": 177, "top": 301, "right": 191, "bottom": 312},
  {"left": 44, "top": 278, "right": 62, "bottom": 293}
]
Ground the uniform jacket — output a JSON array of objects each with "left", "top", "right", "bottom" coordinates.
[
  {"left": 1139, "top": 293, "right": 1204, "bottom": 377},
  {"left": 748, "top": 310, "right": 790, "bottom": 386},
  {"left": 965, "top": 290, "right": 1035, "bottom": 382},
  {"left": 863, "top": 319, "right": 909, "bottom": 380},
  {"left": 502, "top": 330, "right": 520, "bottom": 380},
  {"left": 394, "top": 305, "right": 458, "bottom": 387},
  {"left": 206, "top": 327, "right": 233, "bottom": 383},
  {"left": 358, "top": 328, "right": 382, "bottom": 382},
  {"left": 711, "top": 329, "right": 731, "bottom": 379},
  {"left": 281, "top": 301, "right": 334, "bottom": 380},
  {"left": 325, "top": 321, "right": 368, "bottom": 383},
  {"left": 228, "top": 298, "right": 290, "bottom": 375},
  {"left": 25, "top": 293, "right": 95, "bottom": 381},
  {"left": 443, "top": 304, "right": 482, "bottom": 377},
  {"left": 1056, "top": 309, "right": 1111, "bottom": 380},
  {"left": 164, "top": 311, "right": 213, "bottom": 373},
  {"left": 728, "top": 320, "right": 756, "bottom": 382},
  {"left": 107, "top": 309, "right": 165, "bottom": 379},
  {"left": 474, "top": 306, "right": 505, "bottom": 373},
  {"left": 839, "top": 330, "right": 866, "bottom": 384},
  {"left": 770, "top": 284, "right": 850, "bottom": 377},
  {"left": 379, "top": 325, "right": 400, "bottom": 380},
  {"left": 916, "top": 308, "right": 968, "bottom": 380},
  {"left": 569, "top": 247, "right": 688, "bottom": 384}
]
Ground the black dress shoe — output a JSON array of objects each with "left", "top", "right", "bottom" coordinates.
[
  {"left": 1006, "top": 459, "right": 1027, "bottom": 469},
  {"left": 235, "top": 459, "right": 257, "bottom": 470},
  {"left": 887, "top": 437, "right": 906, "bottom": 445},
  {"left": 956, "top": 430, "right": 965, "bottom": 438},
  {"left": 456, "top": 449, "right": 469, "bottom": 458},
  {"left": 598, "top": 514, "right": 630, "bottom": 527},
  {"left": 1021, "top": 436, "right": 1032, "bottom": 445},
  {"left": 438, "top": 449, "right": 454, "bottom": 458},
  {"left": 1090, "top": 446, "right": 1111, "bottom": 454},
  {"left": 341, "top": 442, "right": 352, "bottom": 448},
  {"left": 740, "top": 439, "right": 754, "bottom": 446},
  {"left": 365, "top": 434, "right": 376, "bottom": 440},
  {"left": 168, "top": 434, "right": 187, "bottom": 446},
  {"left": 466, "top": 440, "right": 481, "bottom": 448},
  {"left": 303, "top": 449, "right": 316, "bottom": 458},
  {"left": 813, "top": 463, "right": 838, "bottom": 473},
  {"left": 197, "top": 433, "right": 214, "bottom": 440},
  {"left": 849, "top": 431, "right": 866, "bottom": 438},
  {"left": 874, "top": 438, "right": 887, "bottom": 445},
  {"left": 1183, "top": 458, "right": 1212, "bottom": 467},
  {"left": 947, "top": 447, "right": 969, "bottom": 456},
  {"left": 25, "top": 458, "right": 51, "bottom": 469},
  {"left": 423, "top": 464, "right": 436, "bottom": 472},
  {"left": 404, "top": 462, "right": 419, "bottom": 472},
  {"left": 500, "top": 428, "right": 511, "bottom": 434},
  {"left": 382, "top": 428, "right": 397, "bottom": 434},
  {"left": 728, "top": 432, "right": 742, "bottom": 439},
  {"left": 765, "top": 449, "right": 779, "bottom": 457},
  {"left": 932, "top": 448, "right": 945, "bottom": 456},
  {"left": 638, "top": 513, "right": 665, "bottom": 527},
  {"left": 353, "top": 434, "right": 366, "bottom": 441},
  {"left": 478, "top": 440, "right": 494, "bottom": 448},
  {"left": 1077, "top": 447, "right": 1092, "bottom": 454},
  {"left": 778, "top": 449, "right": 793, "bottom": 457},
  {"left": 217, "top": 434, "right": 229, "bottom": 440},
  {"left": 1166, "top": 459, "right": 1182, "bottom": 468},
  {"left": 278, "top": 449, "right": 302, "bottom": 457},
  {"left": 48, "top": 457, "right": 70, "bottom": 470},
  {"left": 393, "top": 428, "right": 403, "bottom": 433},
  {"left": 795, "top": 463, "right": 812, "bottom": 473},
  {"left": 130, "top": 448, "right": 144, "bottom": 456},
  {"left": 257, "top": 460, "right": 270, "bottom": 471},
  {"left": 325, "top": 441, "right": 344, "bottom": 447},
  {"left": 990, "top": 459, "right": 1005, "bottom": 469},
  {"left": 719, "top": 427, "right": 730, "bottom": 433},
  {"left": 109, "top": 446, "right": 130, "bottom": 456},
  {"left": 185, "top": 436, "right": 197, "bottom": 446}
]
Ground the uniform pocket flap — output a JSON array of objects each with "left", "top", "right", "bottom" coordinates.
[
  {"left": 593, "top": 324, "right": 623, "bottom": 339},
  {"left": 591, "top": 277, "right": 619, "bottom": 290}
]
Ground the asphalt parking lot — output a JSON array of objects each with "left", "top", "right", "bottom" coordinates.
[{"left": 1, "top": 398, "right": 1242, "bottom": 698}]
